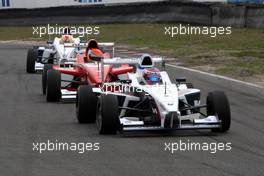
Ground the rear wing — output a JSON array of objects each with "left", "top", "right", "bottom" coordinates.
[
  {"left": 62, "top": 42, "right": 115, "bottom": 57},
  {"left": 100, "top": 56, "right": 165, "bottom": 83},
  {"left": 102, "top": 57, "right": 164, "bottom": 65},
  {"left": 98, "top": 43, "right": 115, "bottom": 58},
  {"left": 68, "top": 42, "right": 115, "bottom": 55},
  {"left": 58, "top": 42, "right": 114, "bottom": 48}
]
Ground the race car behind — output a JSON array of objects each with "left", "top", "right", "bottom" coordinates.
[
  {"left": 43, "top": 40, "right": 133, "bottom": 103},
  {"left": 26, "top": 33, "right": 81, "bottom": 73}
]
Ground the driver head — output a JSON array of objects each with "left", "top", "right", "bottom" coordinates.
[
  {"left": 88, "top": 48, "right": 104, "bottom": 62},
  {"left": 143, "top": 67, "right": 162, "bottom": 85},
  {"left": 87, "top": 39, "right": 99, "bottom": 49}
]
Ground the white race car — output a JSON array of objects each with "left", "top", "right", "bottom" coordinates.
[
  {"left": 76, "top": 54, "right": 231, "bottom": 135},
  {"left": 26, "top": 35, "right": 81, "bottom": 73}
]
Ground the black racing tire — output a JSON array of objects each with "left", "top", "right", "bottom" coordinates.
[
  {"left": 26, "top": 48, "right": 37, "bottom": 73},
  {"left": 42, "top": 64, "right": 53, "bottom": 95},
  {"left": 46, "top": 69, "right": 61, "bottom": 102},
  {"left": 96, "top": 94, "right": 120, "bottom": 134},
  {"left": 207, "top": 91, "right": 231, "bottom": 133},
  {"left": 76, "top": 85, "right": 98, "bottom": 123}
]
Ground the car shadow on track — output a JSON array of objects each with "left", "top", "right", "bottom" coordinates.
[{"left": 120, "top": 130, "right": 226, "bottom": 138}]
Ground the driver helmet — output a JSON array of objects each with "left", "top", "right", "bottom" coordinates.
[
  {"left": 88, "top": 48, "right": 103, "bottom": 60},
  {"left": 143, "top": 67, "right": 162, "bottom": 85},
  {"left": 87, "top": 39, "right": 99, "bottom": 50},
  {"left": 62, "top": 35, "right": 72, "bottom": 42},
  {"left": 86, "top": 39, "right": 104, "bottom": 61},
  {"left": 61, "top": 27, "right": 73, "bottom": 42}
]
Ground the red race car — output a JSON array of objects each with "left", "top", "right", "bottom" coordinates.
[{"left": 43, "top": 39, "right": 134, "bottom": 102}]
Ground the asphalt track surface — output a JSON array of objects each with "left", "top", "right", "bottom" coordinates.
[{"left": 0, "top": 43, "right": 264, "bottom": 176}]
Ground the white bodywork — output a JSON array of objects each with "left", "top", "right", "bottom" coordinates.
[
  {"left": 35, "top": 38, "right": 115, "bottom": 73},
  {"left": 98, "top": 55, "right": 221, "bottom": 131},
  {"left": 35, "top": 37, "right": 80, "bottom": 71}
]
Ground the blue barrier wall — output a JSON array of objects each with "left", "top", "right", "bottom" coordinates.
[{"left": 228, "top": 0, "right": 264, "bottom": 3}]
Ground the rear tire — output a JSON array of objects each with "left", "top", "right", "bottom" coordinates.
[
  {"left": 207, "top": 91, "right": 231, "bottom": 133},
  {"left": 76, "top": 85, "right": 98, "bottom": 123},
  {"left": 46, "top": 69, "right": 61, "bottom": 102},
  {"left": 42, "top": 64, "right": 53, "bottom": 95},
  {"left": 96, "top": 94, "right": 119, "bottom": 134},
  {"left": 26, "top": 49, "right": 37, "bottom": 73}
]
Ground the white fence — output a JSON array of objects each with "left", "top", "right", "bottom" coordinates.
[{"left": 0, "top": 0, "right": 166, "bottom": 9}]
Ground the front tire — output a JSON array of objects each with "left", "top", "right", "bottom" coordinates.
[
  {"left": 96, "top": 95, "right": 120, "bottom": 134},
  {"left": 46, "top": 69, "right": 61, "bottom": 102},
  {"left": 76, "top": 85, "right": 98, "bottom": 123},
  {"left": 207, "top": 91, "right": 231, "bottom": 132},
  {"left": 26, "top": 49, "right": 37, "bottom": 73},
  {"left": 42, "top": 64, "right": 53, "bottom": 95}
]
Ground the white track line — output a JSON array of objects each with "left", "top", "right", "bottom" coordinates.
[{"left": 166, "top": 63, "right": 264, "bottom": 89}]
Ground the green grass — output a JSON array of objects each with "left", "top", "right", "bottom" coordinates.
[
  {"left": 217, "top": 59, "right": 264, "bottom": 77},
  {"left": 0, "top": 24, "right": 264, "bottom": 81},
  {"left": 230, "top": 50, "right": 264, "bottom": 58}
]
